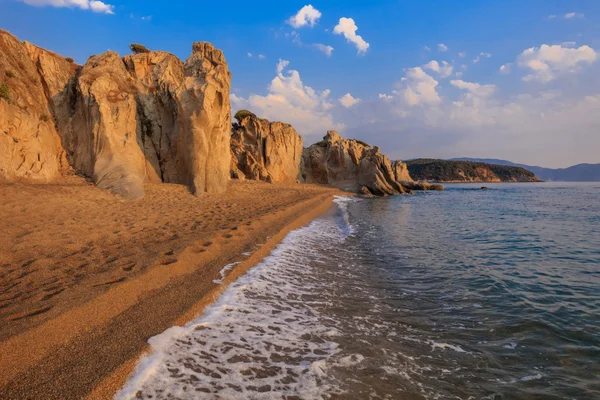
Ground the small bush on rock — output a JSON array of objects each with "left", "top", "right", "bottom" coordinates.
[
  {"left": 0, "top": 83, "right": 10, "bottom": 102},
  {"left": 39, "top": 114, "right": 49, "bottom": 122},
  {"left": 5, "top": 70, "right": 15, "bottom": 78},
  {"left": 65, "top": 57, "right": 74, "bottom": 63},
  {"left": 130, "top": 44, "right": 150, "bottom": 54},
  {"left": 234, "top": 109, "right": 255, "bottom": 122}
]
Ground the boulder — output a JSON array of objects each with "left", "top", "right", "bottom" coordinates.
[{"left": 230, "top": 114, "right": 303, "bottom": 183}]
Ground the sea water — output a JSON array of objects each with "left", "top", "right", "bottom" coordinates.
[{"left": 117, "top": 182, "right": 600, "bottom": 399}]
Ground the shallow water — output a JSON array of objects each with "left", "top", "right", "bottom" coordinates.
[{"left": 118, "top": 183, "right": 600, "bottom": 399}]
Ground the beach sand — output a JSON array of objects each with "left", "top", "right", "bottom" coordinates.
[{"left": 0, "top": 178, "right": 340, "bottom": 399}]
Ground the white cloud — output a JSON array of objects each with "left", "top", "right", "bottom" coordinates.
[
  {"left": 140, "top": 15, "right": 152, "bottom": 21},
  {"left": 313, "top": 43, "right": 334, "bottom": 57},
  {"left": 458, "top": 52, "right": 466, "bottom": 58},
  {"left": 247, "top": 52, "right": 252, "bottom": 57},
  {"left": 402, "top": 67, "right": 441, "bottom": 106},
  {"left": 424, "top": 46, "right": 431, "bottom": 52},
  {"left": 561, "top": 41, "right": 577, "bottom": 47},
  {"left": 231, "top": 60, "right": 341, "bottom": 137},
  {"left": 288, "top": 5, "right": 321, "bottom": 28},
  {"left": 564, "top": 12, "right": 584, "bottom": 19},
  {"left": 333, "top": 17, "right": 370, "bottom": 55},
  {"left": 20, "top": 0, "right": 115, "bottom": 14},
  {"left": 517, "top": 44, "right": 597, "bottom": 83},
  {"left": 548, "top": 12, "right": 584, "bottom": 20},
  {"left": 339, "top": 93, "right": 361, "bottom": 108},
  {"left": 473, "top": 52, "right": 492, "bottom": 63},
  {"left": 499, "top": 63, "right": 512, "bottom": 74},
  {"left": 450, "top": 79, "right": 496, "bottom": 97},
  {"left": 423, "top": 60, "right": 453, "bottom": 78},
  {"left": 379, "top": 93, "right": 393, "bottom": 100},
  {"left": 258, "top": 54, "right": 266, "bottom": 60},
  {"left": 438, "top": 44, "right": 448, "bottom": 52}
]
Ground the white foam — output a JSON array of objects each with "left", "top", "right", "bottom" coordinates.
[
  {"left": 520, "top": 374, "right": 542, "bottom": 381},
  {"left": 428, "top": 340, "right": 467, "bottom": 353},
  {"left": 212, "top": 261, "right": 241, "bottom": 284},
  {"left": 117, "top": 217, "right": 350, "bottom": 400}
]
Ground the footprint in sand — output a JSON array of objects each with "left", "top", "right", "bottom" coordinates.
[
  {"left": 8, "top": 305, "right": 53, "bottom": 321},
  {"left": 121, "top": 262, "right": 136, "bottom": 272},
  {"left": 159, "top": 257, "right": 178, "bottom": 266}
]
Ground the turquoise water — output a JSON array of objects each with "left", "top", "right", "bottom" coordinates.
[{"left": 119, "top": 182, "right": 600, "bottom": 399}]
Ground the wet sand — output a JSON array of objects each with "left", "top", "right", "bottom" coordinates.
[{"left": 0, "top": 179, "right": 340, "bottom": 399}]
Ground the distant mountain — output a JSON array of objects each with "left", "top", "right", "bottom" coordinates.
[
  {"left": 451, "top": 158, "right": 600, "bottom": 182},
  {"left": 406, "top": 159, "right": 541, "bottom": 183}
]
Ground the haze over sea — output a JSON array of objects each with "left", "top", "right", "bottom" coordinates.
[{"left": 119, "top": 183, "right": 600, "bottom": 399}]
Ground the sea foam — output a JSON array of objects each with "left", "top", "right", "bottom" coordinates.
[{"left": 116, "top": 203, "right": 353, "bottom": 399}]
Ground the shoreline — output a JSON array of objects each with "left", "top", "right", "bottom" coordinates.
[
  {"left": 88, "top": 192, "right": 339, "bottom": 399},
  {"left": 0, "top": 181, "right": 341, "bottom": 399}
]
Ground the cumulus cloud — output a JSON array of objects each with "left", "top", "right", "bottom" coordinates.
[
  {"left": 499, "top": 63, "right": 512, "bottom": 74},
  {"left": 339, "top": 93, "right": 361, "bottom": 108},
  {"left": 517, "top": 44, "right": 597, "bottom": 83},
  {"left": 258, "top": 54, "right": 266, "bottom": 60},
  {"left": 401, "top": 67, "right": 441, "bottom": 106},
  {"left": 473, "top": 52, "right": 492, "bottom": 63},
  {"left": 19, "top": 0, "right": 115, "bottom": 14},
  {"left": 379, "top": 93, "right": 393, "bottom": 100},
  {"left": 333, "top": 17, "right": 370, "bottom": 55},
  {"left": 458, "top": 52, "right": 466, "bottom": 58},
  {"left": 288, "top": 5, "right": 321, "bottom": 28},
  {"left": 231, "top": 60, "right": 341, "bottom": 137},
  {"left": 423, "top": 60, "right": 453, "bottom": 78},
  {"left": 313, "top": 43, "right": 334, "bottom": 57},
  {"left": 450, "top": 80, "right": 496, "bottom": 97},
  {"left": 438, "top": 44, "right": 448, "bottom": 52}
]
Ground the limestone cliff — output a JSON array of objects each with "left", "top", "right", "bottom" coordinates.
[
  {"left": 300, "top": 130, "right": 434, "bottom": 196},
  {"left": 0, "top": 30, "right": 231, "bottom": 199},
  {"left": 230, "top": 114, "right": 303, "bottom": 183}
]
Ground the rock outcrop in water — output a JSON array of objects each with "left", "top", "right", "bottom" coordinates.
[
  {"left": 300, "top": 130, "right": 440, "bottom": 195},
  {"left": 0, "top": 30, "right": 231, "bottom": 199},
  {"left": 230, "top": 113, "right": 303, "bottom": 183}
]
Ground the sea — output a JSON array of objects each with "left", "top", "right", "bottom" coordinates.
[{"left": 117, "top": 182, "right": 600, "bottom": 400}]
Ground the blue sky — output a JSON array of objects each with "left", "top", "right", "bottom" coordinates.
[{"left": 2, "top": 0, "right": 599, "bottom": 167}]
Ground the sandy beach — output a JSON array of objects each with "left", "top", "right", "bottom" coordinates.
[{"left": 0, "top": 178, "right": 340, "bottom": 399}]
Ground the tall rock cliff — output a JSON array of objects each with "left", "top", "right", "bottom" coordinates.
[
  {"left": 230, "top": 114, "right": 303, "bottom": 183},
  {"left": 300, "top": 130, "right": 420, "bottom": 196},
  {"left": 0, "top": 31, "right": 231, "bottom": 199},
  {"left": 0, "top": 30, "right": 70, "bottom": 183}
]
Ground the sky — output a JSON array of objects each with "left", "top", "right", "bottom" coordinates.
[{"left": 1, "top": 1, "right": 599, "bottom": 168}]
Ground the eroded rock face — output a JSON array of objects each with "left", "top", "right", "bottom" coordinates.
[
  {"left": 0, "top": 31, "right": 232, "bottom": 199},
  {"left": 300, "top": 130, "right": 440, "bottom": 195},
  {"left": 230, "top": 115, "right": 303, "bottom": 183},
  {"left": 301, "top": 131, "right": 411, "bottom": 196},
  {"left": 0, "top": 30, "right": 70, "bottom": 183}
]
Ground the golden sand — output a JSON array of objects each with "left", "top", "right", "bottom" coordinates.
[{"left": 0, "top": 179, "right": 340, "bottom": 399}]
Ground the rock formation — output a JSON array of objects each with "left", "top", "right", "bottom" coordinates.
[
  {"left": 406, "top": 159, "right": 542, "bottom": 183},
  {"left": 300, "top": 130, "right": 439, "bottom": 196},
  {"left": 230, "top": 113, "right": 303, "bottom": 183},
  {"left": 0, "top": 30, "right": 231, "bottom": 199},
  {"left": 0, "top": 30, "right": 70, "bottom": 184}
]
